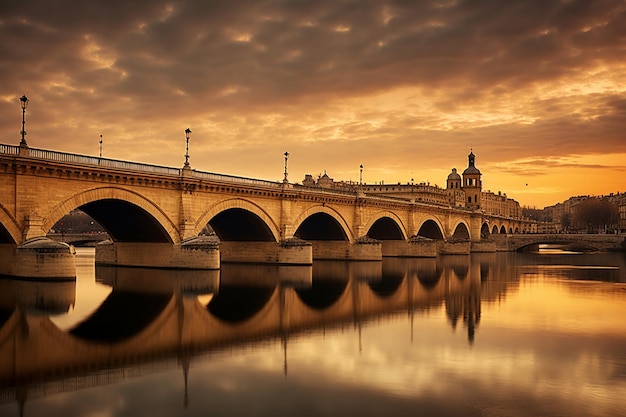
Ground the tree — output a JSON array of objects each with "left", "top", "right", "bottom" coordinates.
[
  {"left": 560, "top": 212, "right": 571, "bottom": 231},
  {"left": 573, "top": 198, "right": 619, "bottom": 232}
]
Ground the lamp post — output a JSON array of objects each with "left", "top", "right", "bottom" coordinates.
[
  {"left": 359, "top": 164, "right": 363, "bottom": 185},
  {"left": 19, "top": 95, "right": 29, "bottom": 147},
  {"left": 283, "top": 151, "right": 289, "bottom": 183},
  {"left": 99, "top": 134, "right": 103, "bottom": 158},
  {"left": 184, "top": 128, "right": 192, "bottom": 168}
]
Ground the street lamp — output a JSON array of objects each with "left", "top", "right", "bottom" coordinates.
[
  {"left": 283, "top": 151, "right": 289, "bottom": 183},
  {"left": 184, "top": 128, "right": 192, "bottom": 167},
  {"left": 359, "top": 164, "right": 363, "bottom": 185},
  {"left": 19, "top": 95, "right": 29, "bottom": 147}
]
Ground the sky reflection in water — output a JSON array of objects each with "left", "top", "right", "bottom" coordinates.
[{"left": 1, "top": 248, "right": 625, "bottom": 417}]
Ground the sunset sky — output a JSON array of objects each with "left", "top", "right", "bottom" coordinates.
[{"left": 1, "top": 0, "right": 625, "bottom": 208}]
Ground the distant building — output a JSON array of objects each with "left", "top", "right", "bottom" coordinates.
[
  {"left": 446, "top": 168, "right": 464, "bottom": 208},
  {"left": 462, "top": 151, "right": 482, "bottom": 210},
  {"left": 607, "top": 193, "right": 626, "bottom": 233},
  {"left": 300, "top": 150, "right": 525, "bottom": 220},
  {"left": 539, "top": 193, "right": 626, "bottom": 233},
  {"left": 617, "top": 199, "right": 626, "bottom": 233},
  {"left": 481, "top": 190, "right": 521, "bottom": 218},
  {"left": 451, "top": 151, "right": 521, "bottom": 218},
  {"left": 361, "top": 181, "right": 450, "bottom": 205}
]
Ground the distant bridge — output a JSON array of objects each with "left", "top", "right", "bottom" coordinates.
[
  {"left": 0, "top": 143, "right": 532, "bottom": 278},
  {"left": 492, "top": 233, "right": 626, "bottom": 252}
]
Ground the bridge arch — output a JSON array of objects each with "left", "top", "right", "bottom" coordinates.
[
  {"left": 451, "top": 221, "right": 471, "bottom": 240},
  {"left": 364, "top": 211, "right": 408, "bottom": 240},
  {"left": 481, "top": 223, "right": 490, "bottom": 239},
  {"left": 292, "top": 205, "right": 354, "bottom": 242},
  {"left": 492, "top": 225, "right": 499, "bottom": 234},
  {"left": 416, "top": 217, "right": 446, "bottom": 240},
  {"left": 43, "top": 187, "right": 179, "bottom": 243},
  {"left": 500, "top": 225, "right": 507, "bottom": 234},
  {"left": 196, "top": 198, "right": 280, "bottom": 242},
  {"left": 0, "top": 204, "right": 21, "bottom": 244}
]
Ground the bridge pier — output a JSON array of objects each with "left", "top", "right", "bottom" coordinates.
[
  {"left": 381, "top": 237, "right": 437, "bottom": 258},
  {"left": 220, "top": 239, "right": 312, "bottom": 265},
  {"left": 95, "top": 238, "right": 220, "bottom": 269},
  {"left": 309, "top": 237, "right": 382, "bottom": 261},
  {"left": 0, "top": 238, "right": 76, "bottom": 280},
  {"left": 470, "top": 240, "right": 496, "bottom": 253},
  {"left": 438, "top": 240, "right": 471, "bottom": 255}
]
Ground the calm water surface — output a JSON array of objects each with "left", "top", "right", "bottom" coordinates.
[{"left": 1, "top": 247, "right": 625, "bottom": 417}]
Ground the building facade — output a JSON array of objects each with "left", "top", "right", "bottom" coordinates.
[
  {"left": 540, "top": 193, "right": 625, "bottom": 233},
  {"left": 462, "top": 151, "right": 482, "bottom": 210},
  {"left": 300, "top": 151, "right": 525, "bottom": 220}
]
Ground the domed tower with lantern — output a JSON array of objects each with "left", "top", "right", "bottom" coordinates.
[
  {"left": 446, "top": 167, "right": 465, "bottom": 207},
  {"left": 447, "top": 168, "right": 461, "bottom": 189},
  {"left": 462, "top": 150, "right": 482, "bottom": 209}
]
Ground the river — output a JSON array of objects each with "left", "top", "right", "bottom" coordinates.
[{"left": 0, "top": 247, "right": 625, "bottom": 417}]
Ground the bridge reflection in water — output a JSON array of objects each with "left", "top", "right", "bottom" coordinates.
[{"left": 0, "top": 249, "right": 518, "bottom": 413}]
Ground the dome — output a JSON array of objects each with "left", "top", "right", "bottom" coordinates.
[
  {"left": 447, "top": 168, "right": 461, "bottom": 180},
  {"left": 462, "top": 165, "right": 481, "bottom": 175}
]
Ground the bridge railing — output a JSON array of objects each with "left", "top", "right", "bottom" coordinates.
[
  {"left": 0, "top": 144, "right": 19, "bottom": 155},
  {"left": 29, "top": 147, "right": 183, "bottom": 176},
  {"left": 191, "top": 170, "right": 284, "bottom": 188},
  {"left": 2, "top": 144, "right": 182, "bottom": 176},
  {"left": 294, "top": 184, "right": 359, "bottom": 196},
  {"left": 1, "top": 143, "right": 289, "bottom": 188}
]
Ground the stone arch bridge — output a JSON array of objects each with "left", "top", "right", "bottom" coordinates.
[
  {"left": 0, "top": 144, "right": 531, "bottom": 278},
  {"left": 493, "top": 233, "right": 626, "bottom": 252}
]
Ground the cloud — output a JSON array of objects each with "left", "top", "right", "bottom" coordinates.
[
  {"left": 492, "top": 156, "right": 626, "bottom": 177},
  {"left": 1, "top": 0, "right": 625, "bottom": 207},
  {"left": 5, "top": 0, "right": 625, "bottom": 103}
]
